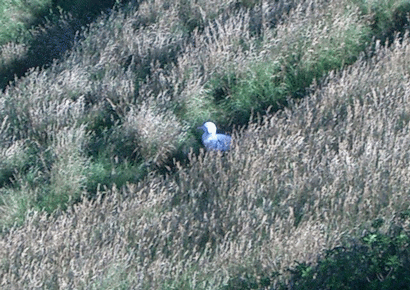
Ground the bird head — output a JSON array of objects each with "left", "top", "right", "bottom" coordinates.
[{"left": 198, "top": 122, "right": 217, "bottom": 135}]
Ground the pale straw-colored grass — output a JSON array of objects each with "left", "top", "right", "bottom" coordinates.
[
  {"left": 1, "top": 31, "right": 410, "bottom": 288},
  {"left": 0, "top": 0, "right": 409, "bottom": 288}
]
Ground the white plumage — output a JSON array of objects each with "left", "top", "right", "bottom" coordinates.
[{"left": 198, "top": 122, "right": 231, "bottom": 151}]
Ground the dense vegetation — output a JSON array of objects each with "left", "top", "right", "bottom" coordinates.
[{"left": 1, "top": 0, "right": 410, "bottom": 288}]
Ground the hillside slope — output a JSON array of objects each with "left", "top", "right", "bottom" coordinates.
[{"left": 1, "top": 0, "right": 410, "bottom": 288}]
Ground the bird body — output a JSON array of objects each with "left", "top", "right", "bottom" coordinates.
[{"left": 198, "top": 122, "right": 231, "bottom": 151}]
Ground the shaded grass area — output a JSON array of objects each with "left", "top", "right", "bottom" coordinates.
[
  {"left": 0, "top": 0, "right": 122, "bottom": 47},
  {"left": 282, "top": 217, "right": 410, "bottom": 290},
  {"left": 0, "top": 0, "right": 128, "bottom": 89},
  {"left": 354, "top": 0, "right": 410, "bottom": 44},
  {"left": 222, "top": 215, "right": 410, "bottom": 290},
  {"left": 0, "top": 0, "right": 50, "bottom": 46}
]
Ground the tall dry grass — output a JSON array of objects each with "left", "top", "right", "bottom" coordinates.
[
  {"left": 1, "top": 0, "right": 410, "bottom": 288},
  {"left": 0, "top": 0, "right": 309, "bottom": 221},
  {"left": 1, "top": 30, "right": 410, "bottom": 289}
]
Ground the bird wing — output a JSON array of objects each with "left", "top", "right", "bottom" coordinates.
[{"left": 216, "top": 134, "right": 231, "bottom": 151}]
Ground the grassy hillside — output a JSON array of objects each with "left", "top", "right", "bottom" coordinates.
[{"left": 1, "top": 0, "right": 410, "bottom": 288}]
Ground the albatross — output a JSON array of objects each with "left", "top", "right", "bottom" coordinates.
[{"left": 198, "top": 122, "right": 231, "bottom": 151}]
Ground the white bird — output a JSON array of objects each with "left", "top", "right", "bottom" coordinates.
[{"left": 198, "top": 122, "right": 231, "bottom": 151}]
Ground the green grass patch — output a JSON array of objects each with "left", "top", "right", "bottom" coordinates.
[
  {"left": 202, "top": 3, "right": 372, "bottom": 126},
  {"left": 0, "top": 0, "right": 51, "bottom": 46},
  {"left": 354, "top": 0, "right": 410, "bottom": 42},
  {"left": 0, "top": 184, "right": 37, "bottom": 229},
  {"left": 215, "top": 60, "right": 288, "bottom": 125},
  {"left": 85, "top": 157, "right": 145, "bottom": 196}
]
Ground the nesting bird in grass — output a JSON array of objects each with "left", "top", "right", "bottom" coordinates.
[{"left": 198, "top": 122, "right": 231, "bottom": 151}]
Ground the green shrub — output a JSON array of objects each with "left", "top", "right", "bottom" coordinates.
[
  {"left": 284, "top": 218, "right": 410, "bottom": 290},
  {"left": 354, "top": 0, "right": 410, "bottom": 43}
]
